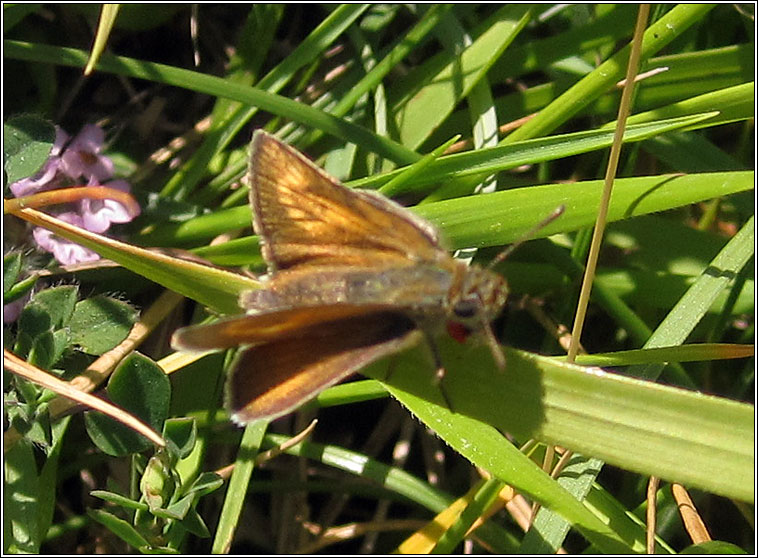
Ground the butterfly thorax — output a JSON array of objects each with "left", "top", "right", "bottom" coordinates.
[{"left": 240, "top": 261, "right": 508, "bottom": 337}]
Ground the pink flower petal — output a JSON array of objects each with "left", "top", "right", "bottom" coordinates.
[
  {"left": 51, "top": 127, "right": 69, "bottom": 156},
  {"left": 79, "top": 180, "right": 138, "bottom": 233},
  {"left": 4, "top": 295, "right": 29, "bottom": 324},
  {"left": 32, "top": 212, "right": 100, "bottom": 265},
  {"left": 9, "top": 157, "right": 62, "bottom": 197},
  {"left": 59, "top": 124, "right": 113, "bottom": 182}
]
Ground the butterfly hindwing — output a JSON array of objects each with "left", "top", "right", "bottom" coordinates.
[{"left": 226, "top": 310, "right": 419, "bottom": 422}]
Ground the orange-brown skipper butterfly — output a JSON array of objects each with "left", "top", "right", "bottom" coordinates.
[{"left": 172, "top": 130, "right": 512, "bottom": 423}]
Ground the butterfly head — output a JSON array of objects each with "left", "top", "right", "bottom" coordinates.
[{"left": 445, "top": 264, "right": 509, "bottom": 343}]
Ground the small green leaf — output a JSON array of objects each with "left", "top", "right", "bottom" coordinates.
[
  {"left": 16, "top": 303, "right": 52, "bottom": 357},
  {"left": 90, "top": 490, "right": 149, "bottom": 512},
  {"left": 30, "top": 286, "right": 78, "bottom": 329},
  {"left": 3, "top": 114, "right": 56, "bottom": 186},
  {"left": 27, "top": 330, "right": 57, "bottom": 370},
  {"left": 12, "top": 403, "right": 52, "bottom": 449},
  {"left": 4, "top": 439, "right": 42, "bottom": 553},
  {"left": 4, "top": 273, "right": 38, "bottom": 305},
  {"left": 108, "top": 353, "right": 171, "bottom": 430},
  {"left": 68, "top": 295, "right": 138, "bottom": 355},
  {"left": 50, "top": 329, "right": 71, "bottom": 363},
  {"left": 17, "top": 302, "right": 52, "bottom": 339},
  {"left": 155, "top": 496, "right": 192, "bottom": 521},
  {"left": 184, "top": 472, "right": 224, "bottom": 499},
  {"left": 26, "top": 327, "right": 69, "bottom": 371},
  {"left": 162, "top": 417, "right": 197, "bottom": 460},
  {"left": 9, "top": 377, "right": 41, "bottom": 408},
  {"left": 84, "top": 353, "right": 170, "bottom": 456},
  {"left": 175, "top": 505, "right": 211, "bottom": 538},
  {"left": 84, "top": 413, "right": 150, "bottom": 457},
  {"left": 15, "top": 287, "right": 79, "bottom": 365},
  {"left": 87, "top": 508, "right": 150, "bottom": 550},
  {"left": 4, "top": 252, "right": 22, "bottom": 295},
  {"left": 680, "top": 541, "right": 748, "bottom": 554}
]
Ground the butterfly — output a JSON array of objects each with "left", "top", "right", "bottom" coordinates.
[{"left": 172, "top": 130, "right": 511, "bottom": 423}]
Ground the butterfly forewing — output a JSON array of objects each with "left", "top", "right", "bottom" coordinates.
[{"left": 249, "top": 131, "right": 446, "bottom": 272}]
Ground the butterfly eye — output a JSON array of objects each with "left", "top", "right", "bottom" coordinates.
[{"left": 452, "top": 299, "right": 479, "bottom": 320}]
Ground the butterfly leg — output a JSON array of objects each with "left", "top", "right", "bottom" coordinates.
[
  {"left": 378, "top": 329, "right": 454, "bottom": 413},
  {"left": 420, "top": 330, "right": 455, "bottom": 413},
  {"left": 482, "top": 319, "right": 507, "bottom": 371}
]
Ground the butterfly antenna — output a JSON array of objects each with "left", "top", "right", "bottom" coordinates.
[{"left": 487, "top": 205, "right": 565, "bottom": 270}]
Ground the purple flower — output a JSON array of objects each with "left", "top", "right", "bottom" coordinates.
[
  {"left": 8, "top": 123, "right": 140, "bottom": 266},
  {"left": 32, "top": 212, "right": 101, "bottom": 265},
  {"left": 59, "top": 124, "right": 114, "bottom": 182},
  {"left": 79, "top": 179, "right": 138, "bottom": 233}
]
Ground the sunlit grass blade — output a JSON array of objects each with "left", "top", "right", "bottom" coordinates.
[
  {"left": 504, "top": 4, "right": 715, "bottom": 143},
  {"left": 374, "top": 343, "right": 753, "bottom": 504},
  {"left": 84, "top": 4, "right": 119, "bottom": 75},
  {"left": 561, "top": 344, "right": 753, "bottom": 367},
  {"left": 135, "top": 167, "right": 752, "bottom": 252},
  {"left": 211, "top": 420, "right": 268, "bottom": 553},
  {"left": 392, "top": 5, "right": 531, "bottom": 149},
  {"left": 353, "top": 113, "right": 717, "bottom": 192},
  {"left": 3, "top": 39, "right": 419, "bottom": 165},
  {"left": 8, "top": 207, "right": 256, "bottom": 314}
]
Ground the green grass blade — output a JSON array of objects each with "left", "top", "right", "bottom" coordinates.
[
  {"left": 353, "top": 113, "right": 717, "bottom": 192},
  {"left": 161, "top": 4, "right": 370, "bottom": 198},
  {"left": 393, "top": 5, "right": 531, "bottom": 149},
  {"left": 565, "top": 344, "right": 753, "bottom": 366},
  {"left": 211, "top": 420, "right": 268, "bottom": 553},
  {"left": 11, "top": 208, "right": 256, "bottom": 314},
  {"left": 631, "top": 216, "right": 755, "bottom": 377},
  {"left": 138, "top": 170, "right": 752, "bottom": 264},
  {"left": 627, "top": 82, "right": 755, "bottom": 131},
  {"left": 416, "top": 171, "right": 753, "bottom": 251},
  {"left": 3, "top": 39, "right": 419, "bottom": 165},
  {"left": 376, "top": 343, "right": 753, "bottom": 504},
  {"left": 504, "top": 4, "right": 715, "bottom": 143}
]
